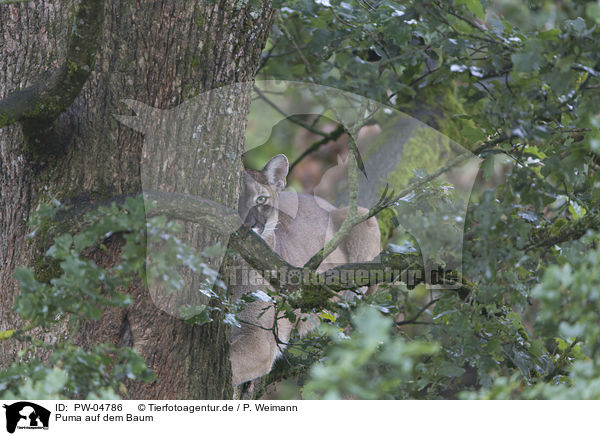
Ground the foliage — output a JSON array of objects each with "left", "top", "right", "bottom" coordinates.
[
  {"left": 1, "top": 346, "right": 151, "bottom": 400},
  {"left": 462, "top": 232, "right": 600, "bottom": 399},
  {"left": 302, "top": 306, "right": 439, "bottom": 399},
  {"left": 252, "top": 0, "right": 600, "bottom": 399},
  {"left": 0, "top": 197, "right": 226, "bottom": 399},
  {"left": 4, "top": 0, "right": 600, "bottom": 400}
]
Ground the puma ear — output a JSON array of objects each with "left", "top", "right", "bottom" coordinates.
[{"left": 262, "top": 154, "right": 289, "bottom": 190}]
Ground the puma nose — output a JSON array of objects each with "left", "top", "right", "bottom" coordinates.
[
  {"left": 244, "top": 207, "right": 265, "bottom": 234},
  {"left": 244, "top": 214, "right": 257, "bottom": 228}
]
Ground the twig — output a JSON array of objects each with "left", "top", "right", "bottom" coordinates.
[
  {"left": 303, "top": 100, "right": 373, "bottom": 270},
  {"left": 397, "top": 297, "right": 441, "bottom": 326},
  {"left": 430, "top": 2, "right": 511, "bottom": 49},
  {"left": 277, "top": 15, "right": 318, "bottom": 80},
  {"left": 526, "top": 214, "right": 600, "bottom": 251},
  {"left": 253, "top": 85, "right": 331, "bottom": 137},
  {"left": 256, "top": 36, "right": 281, "bottom": 74},
  {"left": 288, "top": 124, "right": 347, "bottom": 174},
  {"left": 305, "top": 133, "right": 511, "bottom": 271}
]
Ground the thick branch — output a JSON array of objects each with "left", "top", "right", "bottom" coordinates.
[
  {"left": 144, "top": 191, "right": 465, "bottom": 292},
  {"left": 58, "top": 191, "right": 468, "bottom": 305},
  {"left": 143, "top": 191, "right": 297, "bottom": 291},
  {"left": 0, "top": 0, "right": 105, "bottom": 129},
  {"left": 144, "top": 190, "right": 242, "bottom": 235},
  {"left": 526, "top": 213, "right": 600, "bottom": 250}
]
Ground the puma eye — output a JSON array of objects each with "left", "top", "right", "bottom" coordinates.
[{"left": 256, "top": 195, "right": 269, "bottom": 205}]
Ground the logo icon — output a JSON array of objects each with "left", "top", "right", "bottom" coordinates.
[{"left": 2, "top": 402, "right": 50, "bottom": 434}]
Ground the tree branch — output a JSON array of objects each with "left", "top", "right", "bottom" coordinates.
[
  {"left": 253, "top": 85, "right": 331, "bottom": 137},
  {"left": 396, "top": 297, "right": 441, "bottom": 326},
  {"left": 288, "top": 124, "right": 346, "bottom": 174},
  {"left": 0, "top": 0, "right": 105, "bottom": 138},
  {"left": 526, "top": 213, "right": 600, "bottom": 251},
  {"left": 303, "top": 151, "right": 473, "bottom": 270},
  {"left": 143, "top": 190, "right": 242, "bottom": 235},
  {"left": 301, "top": 98, "right": 376, "bottom": 270},
  {"left": 303, "top": 133, "right": 511, "bottom": 271},
  {"left": 144, "top": 191, "right": 467, "bottom": 293},
  {"left": 56, "top": 191, "right": 469, "bottom": 305}
]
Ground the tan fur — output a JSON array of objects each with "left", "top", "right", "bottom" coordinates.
[{"left": 231, "top": 155, "right": 381, "bottom": 386}]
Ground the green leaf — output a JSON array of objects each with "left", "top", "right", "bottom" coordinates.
[
  {"left": 179, "top": 305, "right": 213, "bottom": 326},
  {"left": 538, "top": 29, "right": 560, "bottom": 40},
  {"left": 439, "top": 362, "right": 466, "bottom": 378},
  {"left": 461, "top": 125, "right": 487, "bottom": 143},
  {"left": 587, "top": 2, "right": 600, "bottom": 24},
  {"left": 457, "top": 0, "right": 485, "bottom": 19},
  {"left": 319, "top": 310, "right": 337, "bottom": 322},
  {"left": 43, "top": 368, "right": 68, "bottom": 394},
  {"left": 512, "top": 51, "right": 542, "bottom": 73},
  {"left": 46, "top": 234, "right": 73, "bottom": 259},
  {"left": 73, "top": 231, "right": 97, "bottom": 252}
]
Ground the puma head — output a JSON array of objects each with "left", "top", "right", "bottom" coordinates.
[{"left": 238, "top": 154, "right": 289, "bottom": 238}]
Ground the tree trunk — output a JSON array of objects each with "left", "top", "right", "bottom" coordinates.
[{"left": 0, "top": 0, "right": 275, "bottom": 399}]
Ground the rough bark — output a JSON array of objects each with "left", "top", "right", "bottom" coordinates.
[{"left": 0, "top": 0, "right": 275, "bottom": 399}]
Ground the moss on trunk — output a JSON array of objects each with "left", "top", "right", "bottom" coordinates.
[{"left": 0, "top": 0, "right": 275, "bottom": 399}]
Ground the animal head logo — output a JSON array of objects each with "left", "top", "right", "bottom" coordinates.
[{"left": 3, "top": 402, "right": 50, "bottom": 434}]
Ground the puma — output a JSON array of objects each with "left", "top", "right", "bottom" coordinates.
[{"left": 230, "top": 154, "right": 381, "bottom": 387}]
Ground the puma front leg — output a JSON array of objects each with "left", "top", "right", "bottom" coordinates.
[{"left": 230, "top": 325, "right": 278, "bottom": 386}]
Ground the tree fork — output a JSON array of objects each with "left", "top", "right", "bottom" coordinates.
[{"left": 0, "top": 0, "right": 105, "bottom": 156}]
